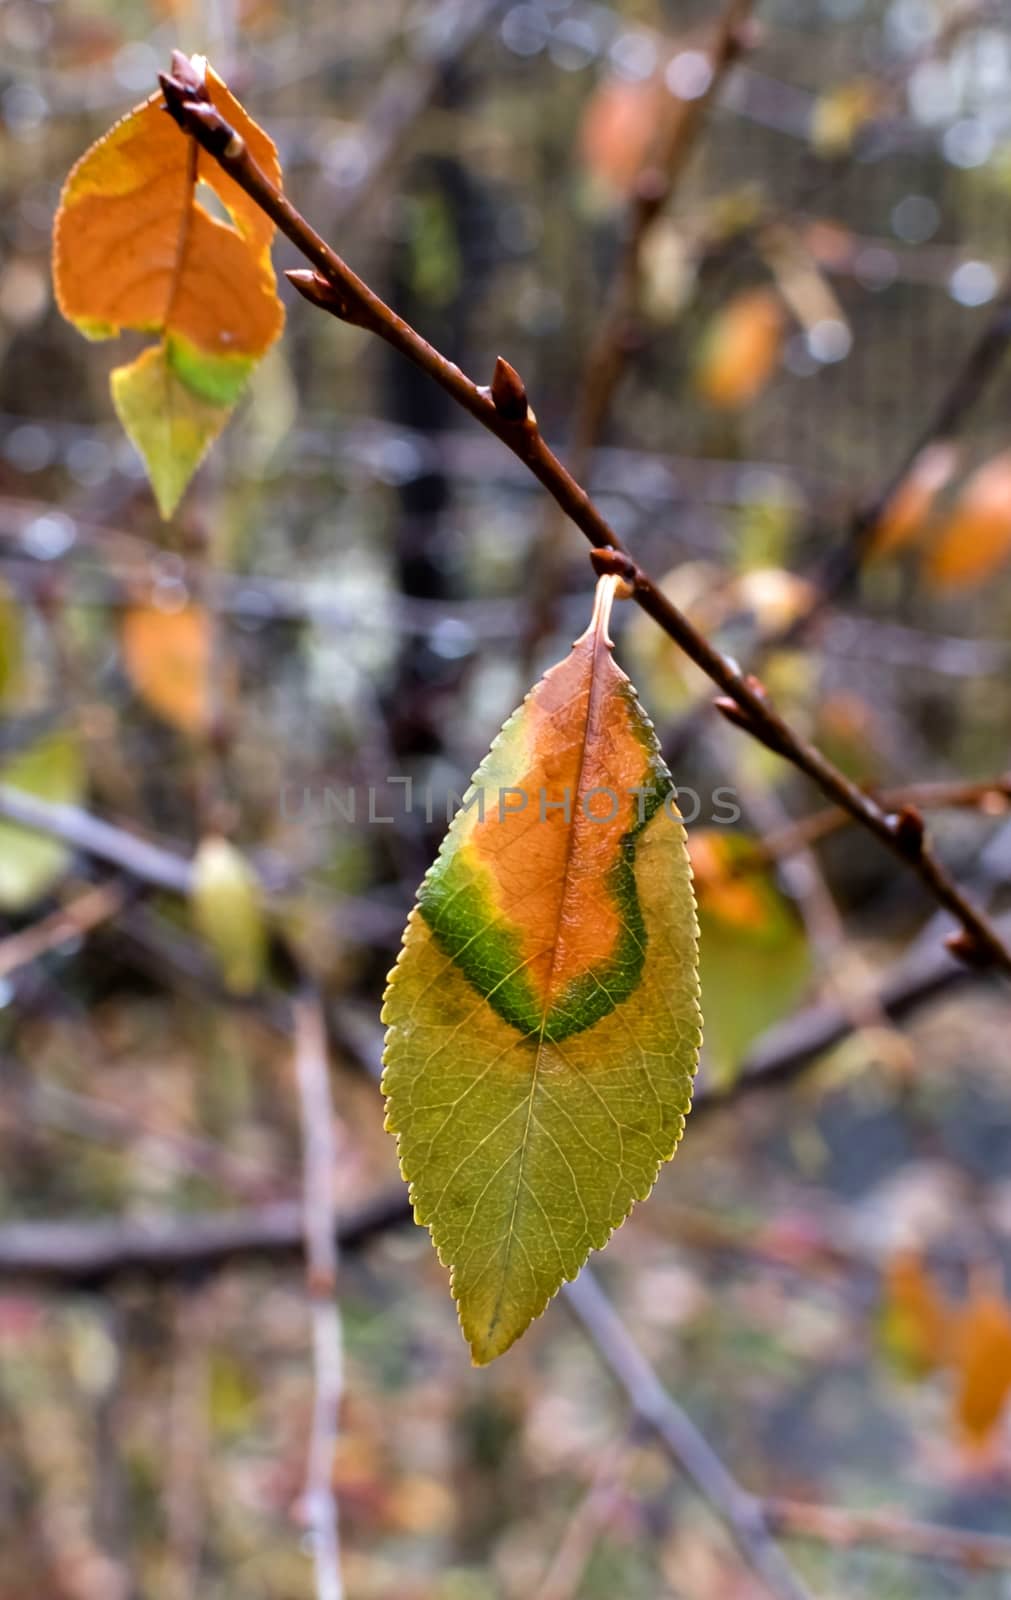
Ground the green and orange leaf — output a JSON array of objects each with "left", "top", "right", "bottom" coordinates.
[
  {"left": 53, "top": 52, "right": 284, "bottom": 517},
  {"left": 382, "top": 576, "right": 701, "bottom": 1363}
]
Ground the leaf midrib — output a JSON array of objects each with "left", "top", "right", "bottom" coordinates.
[{"left": 484, "top": 613, "right": 613, "bottom": 1344}]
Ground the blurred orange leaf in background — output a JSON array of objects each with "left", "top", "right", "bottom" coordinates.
[
  {"left": 579, "top": 71, "right": 665, "bottom": 197},
  {"left": 695, "top": 286, "right": 784, "bottom": 411},
  {"left": 121, "top": 602, "right": 211, "bottom": 734},
  {"left": 870, "top": 442, "right": 960, "bottom": 559},
  {"left": 951, "top": 1282, "right": 1011, "bottom": 1449},
  {"left": 880, "top": 1250, "right": 952, "bottom": 1377},
  {"left": 924, "top": 452, "right": 1011, "bottom": 590}
]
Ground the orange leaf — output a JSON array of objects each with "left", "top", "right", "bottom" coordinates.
[
  {"left": 924, "top": 452, "right": 1011, "bottom": 589},
  {"left": 121, "top": 603, "right": 211, "bottom": 734},
  {"left": 695, "top": 287, "right": 784, "bottom": 411},
  {"left": 579, "top": 72, "right": 666, "bottom": 197},
  {"left": 54, "top": 56, "right": 281, "bottom": 348},
  {"left": 869, "top": 443, "right": 960, "bottom": 559},
  {"left": 688, "top": 832, "right": 767, "bottom": 931},
  {"left": 951, "top": 1284, "right": 1011, "bottom": 1447},
  {"left": 53, "top": 53, "right": 285, "bottom": 515},
  {"left": 880, "top": 1251, "right": 951, "bottom": 1377}
]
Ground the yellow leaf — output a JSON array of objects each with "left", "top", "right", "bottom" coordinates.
[
  {"left": 191, "top": 836, "right": 267, "bottom": 995},
  {"left": 121, "top": 603, "right": 211, "bottom": 734},
  {"left": 923, "top": 452, "right": 1011, "bottom": 589},
  {"left": 383, "top": 575, "right": 701, "bottom": 1362},
  {"left": 0, "top": 730, "right": 84, "bottom": 911},
  {"left": 111, "top": 341, "right": 239, "bottom": 519},
  {"left": 695, "top": 287, "right": 784, "bottom": 411},
  {"left": 0, "top": 581, "right": 24, "bottom": 707},
  {"left": 53, "top": 53, "right": 284, "bottom": 516},
  {"left": 811, "top": 79, "right": 880, "bottom": 158}
]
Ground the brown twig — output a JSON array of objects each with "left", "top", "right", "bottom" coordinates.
[
  {"left": 0, "top": 1190, "right": 409, "bottom": 1285},
  {"left": 562, "top": 1268, "right": 813, "bottom": 1600},
  {"left": 756, "top": 774, "right": 1011, "bottom": 868},
  {"left": 0, "top": 880, "right": 130, "bottom": 981},
  {"left": 155, "top": 65, "right": 1011, "bottom": 979},
  {"left": 0, "top": 787, "right": 408, "bottom": 954},
  {"left": 292, "top": 987, "right": 344, "bottom": 1600},
  {"left": 536, "top": 1442, "right": 630, "bottom": 1600},
  {"left": 762, "top": 1496, "right": 1011, "bottom": 1572}
]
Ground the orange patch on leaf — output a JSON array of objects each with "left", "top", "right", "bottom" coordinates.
[{"left": 471, "top": 619, "right": 650, "bottom": 1009}]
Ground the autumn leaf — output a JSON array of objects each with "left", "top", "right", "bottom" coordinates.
[
  {"left": 688, "top": 830, "right": 811, "bottom": 1084},
  {"left": 695, "top": 286, "right": 784, "bottom": 411},
  {"left": 53, "top": 52, "right": 284, "bottom": 517},
  {"left": 382, "top": 575, "right": 701, "bottom": 1363},
  {"left": 0, "top": 729, "right": 84, "bottom": 911},
  {"left": 879, "top": 1250, "right": 951, "bottom": 1378},
  {"left": 869, "top": 443, "right": 959, "bottom": 559},
  {"left": 951, "top": 1282, "right": 1011, "bottom": 1447},
  {"left": 923, "top": 451, "right": 1011, "bottom": 590},
  {"left": 578, "top": 71, "right": 665, "bottom": 198},
  {"left": 121, "top": 602, "right": 211, "bottom": 734}
]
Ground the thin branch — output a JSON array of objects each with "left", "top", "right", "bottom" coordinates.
[
  {"left": 0, "top": 785, "right": 193, "bottom": 895},
  {"left": 755, "top": 774, "right": 1011, "bottom": 868},
  {"left": 536, "top": 1442, "right": 629, "bottom": 1600},
  {"left": 0, "top": 787, "right": 407, "bottom": 951},
  {"left": 0, "top": 879, "right": 130, "bottom": 981},
  {"left": 0, "top": 1189, "right": 411, "bottom": 1286},
  {"left": 762, "top": 1497, "right": 1011, "bottom": 1572},
  {"left": 156, "top": 65, "right": 1011, "bottom": 978},
  {"left": 292, "top": 987, "right": 344, "bottom": 1600},
  {"left": 562, "top": 1268, "right": 813, "bottom": 1600}
]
